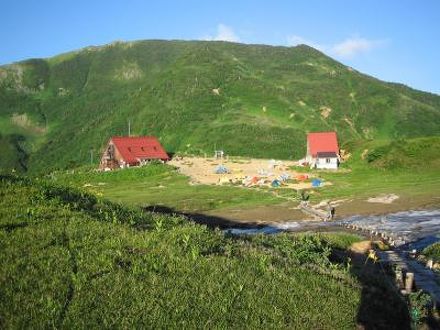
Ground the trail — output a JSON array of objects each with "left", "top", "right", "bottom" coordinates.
[
  {"left": 340, "top": 210, "right": 440, "bottom": 303},
  {"left": 378, "top": 249, "right": 440, "bottom": 303}
]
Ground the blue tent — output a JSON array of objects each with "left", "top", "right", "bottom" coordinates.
[
  {"left": 271, "top": 179, "right": 281, "bottom": 187},
  {"left": 312, "top": 178, "right": 322, "bottom": 187},
  {"left": 215, "top": 164, "right": 229, "bottom": 174}
]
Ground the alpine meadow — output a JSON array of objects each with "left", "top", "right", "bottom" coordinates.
[{"left": 1, "top": 39, "right": 440, "bottom": 329}]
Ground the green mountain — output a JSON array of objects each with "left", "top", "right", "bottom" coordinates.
[{"left": 1, "top": 40, "right": 439, "bottom": 173}]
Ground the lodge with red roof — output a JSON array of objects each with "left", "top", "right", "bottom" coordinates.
[
  {"left": 99, "top": 136, "right": 169, "bottom": 170},
  {"left": 305, "top": 131, "right": 340, "bottom": 169}
]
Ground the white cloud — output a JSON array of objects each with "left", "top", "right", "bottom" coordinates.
[
  {"left": 331, "top": 37, "right": 384, "bottom": 58},
  {"left": 204, "top": 24, "right": 240, "bottom": 42},
  {"left": 286, "top": 34, "right": 386, "bottom": 58}
]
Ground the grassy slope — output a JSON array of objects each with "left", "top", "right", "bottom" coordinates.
[
  {"left": 0, "top": 40, "right": 439, "bottom": 173},
  {"left": 0, "top": 176, "right": 377, "bottom": 328}
]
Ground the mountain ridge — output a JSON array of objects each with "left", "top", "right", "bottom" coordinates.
[{"left": 0, "top": 39, "right": 439, "bottom": 172}]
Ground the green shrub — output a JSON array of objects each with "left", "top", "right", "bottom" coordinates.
[{"left": 422, "top": 242, "right": 440, "bottom": 263}]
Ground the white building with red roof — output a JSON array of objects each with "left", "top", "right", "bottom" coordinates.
[
  {"left": 305, "top": 132, "right": 340, "bottom": 169},
  {"left": 99, "top": 136, "right": 169, "bottom": 170}
]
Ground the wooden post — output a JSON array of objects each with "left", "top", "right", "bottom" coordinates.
[
  {"left": 405, "top": 272, "right": 415, "bottom": 293},
  {"left": 395, "top": 269, "right": 404, "bottom": 289},
  {"left": 427, "top": 259, "right": 434, "bottom": 269}
]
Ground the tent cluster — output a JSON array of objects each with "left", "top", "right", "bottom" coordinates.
[
  {"left": 216, "top": 172, "right": 292, "bottom": 188},
  {"left": 212, "top": 159, "right": 325, "bottom": 189},
  {"left": 242, "top": 175, "right": 287, "bottom": 188},
  {"left": 214, "top": 164, "right": 230, "bottom": 174}
]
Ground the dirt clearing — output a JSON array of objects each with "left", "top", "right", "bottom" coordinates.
[{"left": 169, "top": 156, "right": 322, "bottom": 190}]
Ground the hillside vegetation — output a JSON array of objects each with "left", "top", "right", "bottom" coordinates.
[
  {"left": 1, "top": 40, "right": 439, "bottom": 173},
  {"left": 0, "top": 175, "right": 411, "bottom": 328},
  {"left": 365, "top": 136, "right": 440, "bottom": 170}
]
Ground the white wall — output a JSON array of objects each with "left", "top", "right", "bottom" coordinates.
[{"left": 316, "top": 157, "right": 338, "bottom": 169}]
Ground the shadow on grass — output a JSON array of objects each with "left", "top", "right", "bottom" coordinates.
[
  {"left": 0, "top": 222, "right": 29, "bottom": 232},
  {"left": 353, "top": 257, "right": 411, "bottom": 329},
  {"left": 143, "top": 205, "right": 268, "bottom": 229},
  {"left": 332, "top": 248, "right": 414, "bottom": 329},
  {"left": 145, "top": 204, "right": 414, "bottom": 328}
]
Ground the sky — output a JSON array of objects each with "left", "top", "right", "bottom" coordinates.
[{"left": 1, "top": 0, "right": 439, "bottom": 94}]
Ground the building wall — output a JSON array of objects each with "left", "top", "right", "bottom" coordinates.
[
  {"left": 316, "top": 157, "right": 338, "bottom": 169},
  {"left": 305, "top": 142, "right": 313, "bottom": 164},
  {"left": 99, "top": 141, "right": 113, "bottom": 170},
  {"left": 99, "top": 140, "right": 133, "bottom": 170}
]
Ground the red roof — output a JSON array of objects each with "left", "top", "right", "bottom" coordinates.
[
  {"left": 307, "top": 132, "right": 339, "bottom": 157},
  {"left": 111, "top": 136, "right": 169, "bottom": 164}
]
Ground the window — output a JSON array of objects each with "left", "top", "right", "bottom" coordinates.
[{"left": 326, "top": 158, "right": 331, "bottom": 163}]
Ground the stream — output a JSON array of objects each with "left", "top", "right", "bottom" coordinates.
[{"left": 225, "top": 209, "right": 440, "bottom": 250}]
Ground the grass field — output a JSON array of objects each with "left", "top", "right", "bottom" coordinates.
[
  {"left": 0, "top": 175, "right": 414, "bottom": 328},
  {"left": 309, "top": 164, "right": 440, "bottom": 202},
  {"left": 282, "top": 137, "right": 440, "bottom": 205},
  {"left": 50, "top": 164, "right": 282, "bottom": 212}
]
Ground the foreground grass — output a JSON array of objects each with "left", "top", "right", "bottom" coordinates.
[
  {"left": 1, "top": 175, "right": 391, "bottom": 328},
  {"left": 49, "top": 164, "right": 282, "bottom": 212}
]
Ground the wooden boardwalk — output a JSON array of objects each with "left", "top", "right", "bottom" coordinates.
[
  {"left": 299, "top": 203, "right": 330, "bottom": 220},
  {"left": 378, "top": 249, "right": 440, "bottom": 303},
  {"left": 338, "top": 221, "right": 440, "bottom": 303}
]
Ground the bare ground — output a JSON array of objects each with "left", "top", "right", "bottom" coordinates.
[
  {"left": 169, "top": 156, "right": 316, "bottom": 189},
  {"left": 204, "top": 194, "right": 440, "bottom": 227}
]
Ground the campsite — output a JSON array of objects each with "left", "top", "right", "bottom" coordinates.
[
  {"left": 169, "top": 156, "right": 320, "bottom": 189},
  {"left": 52, "top": 137, "right": 440, "bottom": 225}
]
